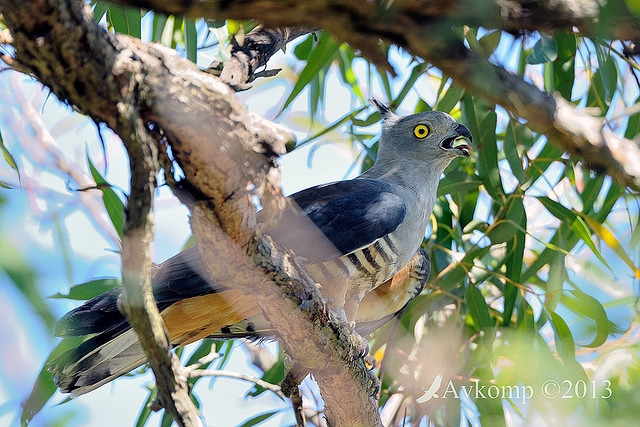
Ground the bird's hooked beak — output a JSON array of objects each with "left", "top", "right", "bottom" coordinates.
[{"left": 440, "top": 123, "right": 472, "bottom": 157}]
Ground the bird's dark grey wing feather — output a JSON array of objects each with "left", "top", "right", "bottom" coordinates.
[{"left": 271, "top": 179, "right": 406, "bottom": 262}]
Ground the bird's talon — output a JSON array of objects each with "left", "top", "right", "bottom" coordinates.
[
  {"left": 368, "top": 372, "right": 381, "bottom": 396},
  {"left": 364, "top": 355, "right": 377, "bottom": 370}
]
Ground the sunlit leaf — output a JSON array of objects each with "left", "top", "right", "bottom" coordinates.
[
  {"left": 561, "top": 289, "right": 612, "bottom": 348},
  {"left": 466, "top": 284, "right": 492, "bottom": 330},
  {"left": 281, "top": 32, "right": 340, "bottom": 113},
  {"left": 21, "top": 337, "right": 85, "bottom": 426},
  {"left": 184, "top": 17, "right": 197, "bottom": 63},
  {"left": 238, "top": 410, "right": 280, "bottom": 427},
  {"left": 547, "top": 309, "right": 575, "bottom": 361},
  {"left": 87, "top": 155, "right": 124, "bottom": 239},
  {"left": 107, "top": 4, "right": 141, "bottom": 38},
  {"left": 0, "top": 128, "right": 20, "bottom": 183},
  {"left": 580, "top": 213, "right": 640, "bottom": 280},
  {"left": 49, "top": 278, "right": 120, "bottom": 300}
]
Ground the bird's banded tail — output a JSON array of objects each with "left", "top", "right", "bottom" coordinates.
[{"left": 49, "top": 329, "right": 147, "bottom": 397}]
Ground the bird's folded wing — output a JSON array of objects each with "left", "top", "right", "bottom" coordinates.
[{"left": 266, "top": 178, "right": 407, "bottom": 262}]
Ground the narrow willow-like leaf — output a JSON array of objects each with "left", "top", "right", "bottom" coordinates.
[
  {"left": 561, "top": 289, "right": 611, "bottom": 348},
  {"left": 87, "top": 155, "right": 124, "bottom": 239},
  {"left": 21, "top": 337, "right": 85, "bottom": 426},
  {"left": 107, "top": 4, "right": 141, "bottom": 38},
  {"left": 280, "top": 32, "right": 340, "bottom": 113},
  {"left": 49, "top": 278, "right": 120, "bottom": 300},
  {"left": 466, "top": 284, "right": 492, "bottom": 330},
  {"left": 527, "top": 33, "right": 558, "bottom": 64},
  {"left": 184, "top": 17, "right": 198, "bottom": 63},
  {"left": 580, "top": 213, "right": 640, "bottom": 280},
  {"left": 238, "top": 410, "right": 280, "bottom": 427}
]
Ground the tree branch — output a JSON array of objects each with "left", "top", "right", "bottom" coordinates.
[
  {"left": 207, "top": 26, "right": 314, "bottom": 90},
  {"left": 116, "top": 101, "right": 202, "bottom": 427}
]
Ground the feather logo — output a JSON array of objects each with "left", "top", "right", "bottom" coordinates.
[{"left": 416, "top": 375, "right": 443, "bottom": 403}]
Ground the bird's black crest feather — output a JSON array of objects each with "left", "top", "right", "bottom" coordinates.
[{"left": 369, "top": 97, "right": 394, "bottom": 120}]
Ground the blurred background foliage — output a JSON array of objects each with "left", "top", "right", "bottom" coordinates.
[{"left": 1, "top": 1, "right": 640, "bottom": 426}]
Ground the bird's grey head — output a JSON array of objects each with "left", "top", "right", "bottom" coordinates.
[{"left": 369, "top": 98, "right": 472, "bottom": 166}]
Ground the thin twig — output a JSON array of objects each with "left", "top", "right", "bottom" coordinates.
[{"left": 188, "top": 369, "right": 284, "bottom": 399}]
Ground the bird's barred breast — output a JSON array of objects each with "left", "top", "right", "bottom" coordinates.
[{"left": 306, "top": 234, "right": 404, "bottom": 291}]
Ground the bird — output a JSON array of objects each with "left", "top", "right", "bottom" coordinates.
[{"left": 49, "top": 99, "right": 472, "bottom": 397}]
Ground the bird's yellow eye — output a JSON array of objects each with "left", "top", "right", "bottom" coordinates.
[{"left": 413, "top": 124, "right": 430, "bottom": 139}]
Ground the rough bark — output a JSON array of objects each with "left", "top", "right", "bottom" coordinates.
[{"left": 207, "top": 26, "right": 314, "bottom": 89}]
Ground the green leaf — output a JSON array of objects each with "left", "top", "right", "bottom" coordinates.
[
  {"left": 295, "top": 108, "right": 365, "bottom": 148},
  {"left": 624, "top": 95, "right": 640, "bottom": 139},
  {"left": 238, "top": 410, "right": 280, "bottom": 427},
  {"left": 504, "top": 121, "right": 527, "bottom": 185},
  {"left": 107, "top": 5, "right": 141, "bottom": 38},
  {"left": 552, "top": 31, "right": 577, "bottom": 100},
  {"left": 0, "top": 128, "right": 20, "bottom": 183},
  {"left": 246, "top": 358, "right": 284, "bottom": 397},
  {"left": 537, "top": 196, "right": 572, "bottom": 220},
  {"left": 538, "top": 196, "right": 615, "bottom": 273},
  {"left": 293, "top": 34, "right": 314, "bottom": 60},
  {"left": 21, "top": 337, "right": 85, "bottom": 426},
  {"left": 462, "top": 96, "right": 503, "bottom": 200},
  {"left": 184, "top": 17, "right": 197, "bottom": 63},
  {"left": 393, "top": 63, "right": 427, "bottom": 107},
  {"left": 504, "top": 196, "right": 526, "bottom": 325},
  {"left": 547, "top": 310, "right": 575, "bottom": 361},
  {"left": 466, "top": 284, "right": 492, "bottom": 330},
  {"left": 488, "top": 196, "right": 525, "bottom": 244},
  {"left": 92, "top": 1, "right": 110, "bottom": 22},
  {"left": 152, "top": 13, "right": 169, "bottom": 43},
  {"left": 0, "top": 237, "right": 56, "bottom": 329},
  {"left": 586, "top": 51, "right": 617, "bottom": 112},
  {"left": 435, "top": 84, "right": 465, "bottom": 113},
  {"left": 186, "top": 339, "right": 217, "bottom": 367},
  {"left": 160, "top": 411, "right": 173, "bottom": 427},
  {"left": 87, "top": 155, "right": 124, "bottom": 239},
  {"left": 478, "top": 30, "right": 501, "bottom": 56},
  {"left": 281, "top": 32, "right": 340, "bottom": 113},
  {"left": 580, "top": 213, "right": 640, "bottom": 280},
  {"left": 135, "top": 386, "right": 158, "bottom": 427},
  {"left": 561, "top": 289, "right": 611, "bottom": 348},
  {"left": 49, "top": 278, "right": 120, "bottom": 300},
  {"left": 593, "top": 41, "right": 617, "bottom": 101},
  {"left": 526, "top": 33, "right": 558, "bottom": 64},
  {"left": 436, "top": 178, "right": 482, "bottom": 197},
  {"left": 337, "top": 45, "right": 364, "bottom": 103}
]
